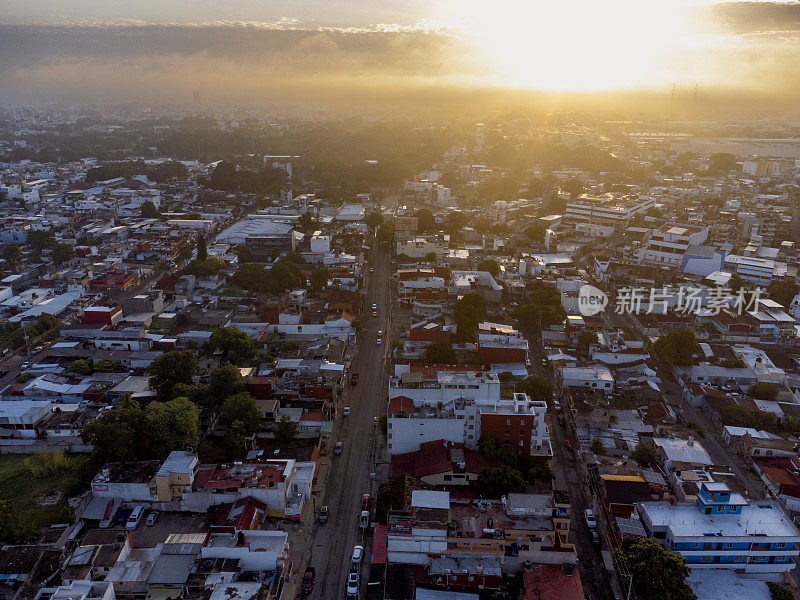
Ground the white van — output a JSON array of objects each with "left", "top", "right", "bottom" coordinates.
[{"left": 126, "top": 506, "right": 144, "bottom": 530}]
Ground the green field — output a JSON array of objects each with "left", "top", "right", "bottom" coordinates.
[{"left": 0, "top": 453, "right": 92, "bottom": 533}]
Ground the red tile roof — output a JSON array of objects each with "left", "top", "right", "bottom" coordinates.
[
  {"left": 388, "top": 396, "right": 415, "bottom": 415},
  {"left": 522, "top": 565, "right": 583, "bottom": 600}
]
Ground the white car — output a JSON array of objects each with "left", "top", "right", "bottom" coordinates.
[
  {"left": 376, "top": 338, "right": 382, "bottom": 346},
  {"left": 553, "top": 399, "right": 562, "bottom": 411},
  {"left": 584, "top": 509, "right": 597, "bottom": 529},
  {"left": 343, "top": 406, "right": 351, "bottom": 416},
  {"left": 346, "top": 572, "right": 359, "bottom": 597},
  {"left": 377, "top": 330, "right": 383, "bottom": 337},
  {"left": 145, "top": 511, "right": 159, "bottom": 526},
  {"left": 351, "top": 545, "right": 364, "bottom": 564}
]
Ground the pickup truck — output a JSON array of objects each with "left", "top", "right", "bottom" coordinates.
[{"left": 301, "top": 567, "right": 315, "bottom": 596}]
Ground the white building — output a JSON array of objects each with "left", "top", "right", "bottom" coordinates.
[
  {"left": 559, "top": 366, "right": 614, "bottom": 392},
  {"left": 639, "top": 225, "right": 709, "bottom": 268}
]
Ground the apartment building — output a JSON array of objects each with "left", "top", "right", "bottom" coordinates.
[
  {"left": 723, "top": 254, "right": 777, "bottom": 285},
  {"left": 638, "top": 482, "right": 800, "bottom": 574},
  {"left": 477, "top": 321, "right": 530, "bottom": 366},
  {"left": 564, "top": 195, "right": 656, "bottom": 237},
  {"left": 638, "top": 225, "right": 709, "bottom": 268},
  {"left": 387, "top": 368, "right": 549, "bottom": 456}
]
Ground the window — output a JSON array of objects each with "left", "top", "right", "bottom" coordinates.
[
  {"left": 701, "top": 556, "right": 713, "bottom": 563},
  {"left": 444, "top": 475, "right": 452, "bottom": 481},
  {"left": 506, "top": 419, "right": 511, "bottom": 425},
  {"left": 519, "top": 440, "right": 524, "bottom": 447}
]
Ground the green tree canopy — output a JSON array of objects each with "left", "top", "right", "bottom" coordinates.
[
  {"left": 632, "top": 442, "right": 659, "bottom": 467},
  {"left": 309, "top": 267, "right": 331, "bottom": 292},
  {"left": 653, "top": 329, "right": 699, "bottom": 366},
  {"left": 749, "top": 382, "right": 779, "bottom": 402},
  {"left": 377, "top": 222, "right": 395, "bottom": 243},
  {"left": 515, "top": 376, "right": 553, "bottom": 404},
  {"left": 478, "top": 465, "right": 526, "bottom": 498},
  {"left": 767, "top": 279, "right": 799, "bottom": 308},
  {"left": 477, "top": 259, "right": 500, "bottom": 277},
  {"left": 221, "top": 392, "right": 261, "bottom": 434},
  {"left": 145, "top": 396, "right": 200, "bottom": 458},
  {"left": 209, "top": 364, "right": 245, "bottom": 406},
  {"left": 524, "top": 224, "right": 546, "bottom": 242},
  {"left": 415, "top": 209, "right": 435, "bottom": 230},
  {"left": 591, "top": 437, "right": 606, "bottom": 455},
  {"left": 140, "top": 201, "right": 162, "bottom": 219},
  {"left": 209, "top": 327, "right": 255, "bottom": 362},
  {"left": 148, "top": 350, "right": 198, "bottom": 398},
  {"left": 616, "top": 538, "right": 696, "bottom": 600},
  {"left": 275, "top": 414, "right": 298, "bottom": 443},
  {"left": 196, "top": 233, "right": 208, "bottom": 261},
  {"left": 365, "top": 212, "right": 384, "bottom": 229},
  {"left": 2, "top": 245, "right": 22, "bottom": 272},
  {"left": 424, "top": 342, "right": 456, "bottom": 364},
  {"left": 453, "top": 292, "right": 486, "bottom": 340},
  {"left": 0, "top": 500, "right": 37, "bottom": 545}
]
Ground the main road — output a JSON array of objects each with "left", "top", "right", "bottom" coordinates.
[{"left": 306, "top": 240, "right": 392, "bottom": 598}]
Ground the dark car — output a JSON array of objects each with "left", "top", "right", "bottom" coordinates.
[
  {"left": 301, "top": 567, "right": 315, "bottom": 595},
  {"left": 318, "top": 506, "right": 329, "bottom": 524}
]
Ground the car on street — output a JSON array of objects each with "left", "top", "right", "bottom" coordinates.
[
  {"left": 346, "top": 572, "right": 359, "bottom": 597},
  {"left": 541, "top": 358, "right": 548, "bottom": 366},
  {"left": 591, "top": 529, "right": 601, "bottom": 546},
  {"left": 318, "top": 506, "right": 328, "bottom": 524},
  {"left": 377, "top": 330, "right": 383, "bottom": 337},
  {"left": 343, "top": 406, "right": 350, "bottom": 416},
  {"left": 376, "top": 338, "right": 382, "bottom": 345},
  {"left": 369, "top": 268, "right": 374, "bottom": 273},
  {"left": 351, "top": 545, "right": 364, "bottom": 564},
  {"left": 584, "top": 509, "right": 597, "bottom": 529},
  {"left": 553, "top": 399, "right": 562, "bottom": 411},
  {"left": 350, "top": 373, "right": 359, "bottom": 386},
  {"left": 301, "top": 567, "right": 315, "bottom": 596},
  {"left": 361, "top": 494, "right": 371, "bottom": 511},
  {"left": 334, "top": 441, "right": 343, "bottom": 455},
  {"left": 145, "top": 511, "right": 159, "bottom": 526}
]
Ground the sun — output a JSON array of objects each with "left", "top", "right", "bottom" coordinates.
[{"left": 441, "top": 0, "right": 698, "bottom": 91}]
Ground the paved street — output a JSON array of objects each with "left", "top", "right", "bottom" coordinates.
[{"left": 305, "top": 241, "right": 392, "bottom": 598}]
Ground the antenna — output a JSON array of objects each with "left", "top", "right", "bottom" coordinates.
[{"left": 671, "top": 83, "right": 676, "bottom": 104}]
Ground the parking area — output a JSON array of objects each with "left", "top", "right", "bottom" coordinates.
[{"left": 130, "top": 511, "right": 208, "bottom": 547}]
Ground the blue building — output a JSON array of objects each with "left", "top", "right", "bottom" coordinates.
[{"left": 637, "top": 482, "right": 800, "bottom": 574}]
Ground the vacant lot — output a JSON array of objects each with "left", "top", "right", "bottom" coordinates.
[{"left": 0, "top": 453, "right": 92, "bottom": 533}]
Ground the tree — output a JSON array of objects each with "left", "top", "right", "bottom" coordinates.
[
  {"left": 478, "top": 465, "right": 526, "bottom": 498},
  {"left": 424, "top": 252, "right": 437, "bottom": 263},
  {"left": 591, "top": 437, "right": 606, "bottom": 455},
  {"left": 720, "top": 405, "right": 777, "bottom": 431},
  {"left": 27, "top": 230, "right": 55, "bottom": 252},
  {"left": 275, "top": 414, "right": 298, "bottom": 443},
  {"left": 632, "top": 442, "right": 659, "bottom": 467},
  {"left": 231, "top": 263, "right": 268, "bottom": 292},
  {"left": 424, "top": 342, "right": 456, "bottom": 363},
  {"left": 767, "top": 582, "right": 793, "bottom": 600},
  {"left": 749, "top": 382, "right": 779, "bottom": 402},
  {"left": 298, "top": 210, "right": 317, "bottom": 233},
  {"left": 209, "top": 161, "right": 238, "bottom": 190},
  {"left": 453, "top": 292, "right": 486, "bottom": 340},
  {"left": 148, "top": 350, "right": 198, "bottom": 398},
  {"left": 221, "top": 392, "right": 261, "bottom": 434},
  {"left": 616, "top": 538, "right": 696, "bottom": 600},
  {"left": 67, "top": 358, "right": 95, "bottom": 375},
  {"left": 768, "top": 279, "right": 799, "bottom": 308},
  {"left": 478, "top": 435, "right": 518, "bottom": 466},
  {"left": 653, "top": 329, "right": 699, "bottom": 366},
  {"left": 728, "top": 273, "right": 746, "bottom": 294},
  {"left": 145, "top": 396, "right": 200, "bottom": 457},
  {"left": 224, "top": 420, "right": 249, "bottom": 454},
  {"left": 176, "top": 311, "right": 191, "bottom": 326},
  {"left": 444, "top": 211, "right": 467, "bottom": 237},
  {"left": 52, "top": 243, "right": 75, "bottom": 266},
  {"left": 81, "top": 396, "right": 146, "bottom": 462},
  {"left": 0, "top": 500, "right": 36, "bottom": 545},
  {"left": 309, "top": 267, "right": 331, "bottom": 292},
  {"left": 196, "top": 234, "right": 208, "bottom": 261},
  {"left": 209, "top": 365, "right": 245, "bottom": 406},
  {"left": 477, "top": 259, "right": 500, "bottom": 277},
  {"left": 209, "top": 327, "right": 255, "bottom": 362},
  {"left": 498, "top": 371, "right": 513, "bottom": 383},
  {"left": 524, "top": 224, "right": 546, "bottom": 242},
  {"left": 140, "top": 201, "right": 161, "bottom": 219},
  {"left": 234, "top": 243, "right": 255, "bottom": 263},
  {"left": 416, "top": 209, "right": 435, "bottom": 230},
  {"left": 2, "top": 246, "right": 22, "bottom": 272},
  {"left": 515, "top": 377, "right": 553, "bottom": 404},
  {"left": 709, "top": 152, "right": 737, "bottom": 174},
  {"left": 376, "top": 222, "right": 394, "bottom": 243},
  {"left": 578, "top": 330, "right": 599, "bottom": 350},
  {"left": 512, "top": 303, "right": 566, "bottom": 329},
  {"left": 365, "top": 212, "right": 384, "bottom": 229},
  {"left": 562, "top": 178, "right": 583, "bottom": 197}
]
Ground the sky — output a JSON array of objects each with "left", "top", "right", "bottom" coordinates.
[{"left": 1, "top": 1, "right": 800, "bottom": 109}]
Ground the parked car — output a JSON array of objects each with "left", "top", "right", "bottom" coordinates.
[
  {"left": 334, "top": 441, "right": 343, "bottom": 455},
  {"left": 350, "top": 373, "right": 359, "bottom": 386},
  {"left": 553, "top": 399, "right": 562, "bottom": 411},
  {"left": 377, "top": 330, "right": 383, "bottom": 337},
  {"left": 351, "top": 545, "right": 364, "bottom": 564},
  {"left": 591, "top": 529, "right": 601, "bottom": 547},
  {"left": 318, "top": 506, "right": 329, "bottom": 524},
  {"left": 301, "top": 567, "right": 315, "bottom": 596},
  {"left": 584, "top": 509, "right": 597, "bottom": 529},
  {"left": 376, "top": 338, "right": 382, "bottom": 346},
  {"left": 361, "top": 494, "right": 371, "bottom": 511},
  {"left": 343, "top": 406, "right": 351, "bottom": 416},
  {"left": 346, "top": 572, "right": 360, "bottom": 597},
  {"left": 145, "top": 511, "right": 159, "bottom": 526},
  {"left": 126, "top": 506, "right": 144, "bottom": 530}
]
